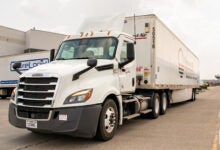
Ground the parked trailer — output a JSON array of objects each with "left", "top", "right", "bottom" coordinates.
[
  {"left": 9, "top": 14, "right": 199, "bottom": 141},
  {"left": 123, "top": 15, "right": 199, "bottom": 103},
  {"left": 0, "top": 51, "right": 53, "bottom": 99}
]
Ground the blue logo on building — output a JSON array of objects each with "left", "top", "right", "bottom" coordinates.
[{"left": 10, "top": 58, "right": 49, "bottom": 71}]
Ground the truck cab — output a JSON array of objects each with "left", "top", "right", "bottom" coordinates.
[{"left": 9, "top": 31, "right": 138, "bottom": 141}]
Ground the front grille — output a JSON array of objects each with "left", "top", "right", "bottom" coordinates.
[
  {"left": 17, "top": 77, "right": 58, "bottom": 108},
  {"left": 17, "top": 106, "right": 51, "bottom": 119},
  {"left": 18, "top": 92, "right": 54, "bottom": 99},
  {"left": 20, "top": 77, "right": 58, "bottom": 84},
  {"left": 17, "top": 99, "right": 52, "bottom": 106},
  {"left": 19, "top": 84, "right": 56, "bottom": 91}
]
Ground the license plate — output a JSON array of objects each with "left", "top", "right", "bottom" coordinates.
[{"left": 26, "top": 120, "right": 37, "bottom": 129}]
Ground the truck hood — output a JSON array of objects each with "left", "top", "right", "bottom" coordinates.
[{"left": 22, "top": 59, "right": 113, "bottom": 77}]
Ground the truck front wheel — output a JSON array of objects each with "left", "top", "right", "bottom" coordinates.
[{"left": 96, "top": 99, "right": 118, "bottom": 141}]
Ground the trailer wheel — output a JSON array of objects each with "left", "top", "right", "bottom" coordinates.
[
  {"left": 151, "top": 93, "right": 160, "bottom": 119},
  {"left": 96, "top": 99, "right": 118, "bottom": 141},
  {"left": 160, "top": 92, "right": 168, "bottom": 115},
  {"left": 1, "top": 96, "right": 7, "bottom": 99},
  {"left": 191, "top": 89, "right": 196, "bottom": 101}
]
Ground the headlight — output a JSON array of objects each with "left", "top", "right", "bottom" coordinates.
[
  {"left": 64, "top": 89, "right": 93, "bottom": 104},
  {"left": 10, "top": 88, "right": 17, "bottom": 101}
]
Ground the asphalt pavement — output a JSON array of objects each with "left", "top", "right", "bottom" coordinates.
[{"left": 0, "top": 87, "right": 220, "bottom": 150}]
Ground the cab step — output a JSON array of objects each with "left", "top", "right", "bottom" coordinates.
[
  {"left": 140, "top": 109, "right": 152, "bottom": 114},
  {"left": 122, "top": 99, "right": 137, "bottom": 103},
  {"left": 135, "top": 95, "right": 151, "bottom": 101},
  {"left": 122, "top": 96, "right": 151, "bottom": 103},
  {"left": 123, "top": 113, "right": 140, "bottom": 120}
]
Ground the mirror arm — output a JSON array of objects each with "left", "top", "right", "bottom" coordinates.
[
  {"left": 72, "top": 66, "right": 93, "bottom": 81},
  {"left": 12, "top": 62, "right": 22, "bottom": 75},
  {"left": 73, "top": 58, "right": 97, "bottom": 81},
  {"left": 15, "top": 69, "right": 22, "bottom": 75}
]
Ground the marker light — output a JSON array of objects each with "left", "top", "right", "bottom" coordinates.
[
  {"left": 107, "top": 31, "right": 111, "bottom": 36},
  {"left": 80, "top": 32, "right": 84, "bottom": 37},
  {"left": 145, "top": 23, "right": 150, "bottom": 33}
]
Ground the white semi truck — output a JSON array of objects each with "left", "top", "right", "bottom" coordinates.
[
  {"left": 0, "top": 51, "right": 54, "bottom": 99},
  {"left": 9, "top": 14, "right": 199, "bottom": 141}
]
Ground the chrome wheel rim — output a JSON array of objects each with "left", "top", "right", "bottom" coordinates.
[
  {"left": 163, "top": 95, "right": 167, "bottom": 111},
  {"left": 104, "top": 107, "right": 116, "bottom": 133},
  {"left": 155, "top": 97, "right": 160, "bottom": 114}
]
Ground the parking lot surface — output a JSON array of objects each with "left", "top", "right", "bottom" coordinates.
[{"left": 0, "top": 87, "right": 220, "bottom": 150}]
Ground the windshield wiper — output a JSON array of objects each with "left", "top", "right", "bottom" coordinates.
[
  {"left": 56, "top": 57, "right": 91, "bottom": 60},
  {"left": 56, "top": 58, "right": 77, "bottom": 60},
  {"left": 56, "top": 58, "right": 66, "bottom": 60},
  {"left": 74, "top": 57, "right": 90, "bottom": 59}
]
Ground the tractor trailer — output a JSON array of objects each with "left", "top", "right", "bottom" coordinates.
[{"left": 9, "top": 14, "right": 199, "bottom": 141}]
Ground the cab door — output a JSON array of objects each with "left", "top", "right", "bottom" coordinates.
[{"left": 118, "top": 40, "right": 136, "bottom": 93}]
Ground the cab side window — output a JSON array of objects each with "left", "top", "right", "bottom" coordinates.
[{"left": 120, "top": 41, "right": 129, "bottom": 63}]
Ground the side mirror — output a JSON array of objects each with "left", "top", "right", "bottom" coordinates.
[
  {"left": 13, "top": 62, "right": 22, "bottom": 75},
  {"left": 87, "top": 58, "right": 97, "bottom": 67},
  {"left": 127, "top": 43, "right": 135, "bottom": 61},
  {"left": 118, "top": 43, "right": 135, "bottom": 69},
  {"left": 50, "top": 49, "right": 55, "bottom": 61}
]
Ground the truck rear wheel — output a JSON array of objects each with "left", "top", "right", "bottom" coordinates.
[
  {"left": 160, "top": 92, "right": 168, "bottom": 115},
  {"left": 96, "top": 99, "right": 118, "bottom": 141},
  {"left": 191, "top": 89, "right": 196, "bottom": 101},
  {"left": 151, "top": 93, "right": 160, "bottom": 119}
]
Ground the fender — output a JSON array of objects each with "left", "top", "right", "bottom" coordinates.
[{"left": 101, "top": 89, "right": 123, "bottom": 125}]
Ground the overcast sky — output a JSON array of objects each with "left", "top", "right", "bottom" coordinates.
[{"left": 0, "top": 0, "right": 219, "bottom": 79}]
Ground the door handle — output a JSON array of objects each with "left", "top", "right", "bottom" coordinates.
[
  {"left": 121, "top": 68, "right": 126, "bottom": 72},
  {"left": 132, "top": 78, "right": 135, "bottom": 86}
]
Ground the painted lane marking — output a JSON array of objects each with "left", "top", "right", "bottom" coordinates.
[
  {"left": 212, "top": 110, "right": 220, "bottom": 150},
  {"left": 212, "top": 135, "right": 218, "bottom": 150},
  {"left": 219, "top": 129, "right": 220, "bottom": 146}
]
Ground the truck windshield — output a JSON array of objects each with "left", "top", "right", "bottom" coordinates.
[{"left": 56, "top": 37, "right": 117, "bottom": 60}]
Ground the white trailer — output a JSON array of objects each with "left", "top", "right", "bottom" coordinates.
[
  {"left": 0, "top": 51, "right": 53, "bottom": 98},
  {"left": 123, "top": 15, "right": 199, "bottom": 102},
  {"left": 9, "top": 14, "right": 199, "bottom": 141}
]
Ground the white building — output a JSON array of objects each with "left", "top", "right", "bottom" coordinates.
[{"left": 0, "top": 25, "right": 66, "bottom": 57}]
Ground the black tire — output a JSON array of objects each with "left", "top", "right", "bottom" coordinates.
[
  {"left": 160, "top": 92, "right": 168, "bottom": 115},
  {"left": 191, "top": 89, "right": 196, "bottom": 101},
  {"left": 96, "top": 99, "right": 118, "bottom": 141},
  {"left": 167, "top": 91, "right": 172, "bottom": 107},
  {"left": 1, "top": 96, "right": 7, "bottom": 99},
  {"left": 151, "top": 93, "right": 160, "bottom": 119}
]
